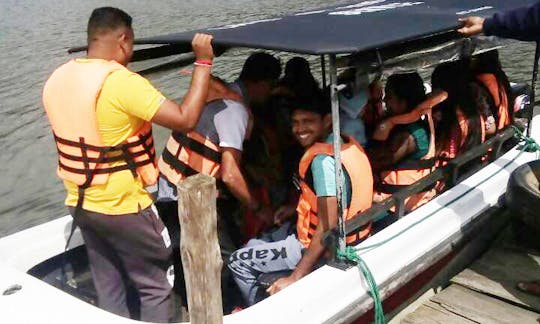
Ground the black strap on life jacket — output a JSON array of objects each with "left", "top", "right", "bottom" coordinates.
[
  {"left": 376, "top": 180, "right": 437, "bottom": 195},
  {"left": 301, "top": 164, "right": 366, "bottom": 246},
  {"left": 381, "top": 158, "right": 435, "bottom": 171},
  {"left": 161, "top": 148, "right": 199, "bottom": 178},
  {"left": 54, "top": 129, "right": 155, "bottom": 180},
  {"left": 172, "top": 132, "right": 222, "bottom": 163},
  {"left": 161, "top": 132, "right": 222, "bottom": 178}
]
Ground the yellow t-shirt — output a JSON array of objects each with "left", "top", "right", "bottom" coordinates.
[{"left": 64, "top": 58, "right": 165, "bottom": 214}]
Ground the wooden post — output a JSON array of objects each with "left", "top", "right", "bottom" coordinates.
[{"left": 177, "top": 174, "right": 223, "bottom": 324}]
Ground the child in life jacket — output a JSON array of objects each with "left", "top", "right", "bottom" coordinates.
[{"left": 228, "top": 92, "right": 373, "bottom": 306}]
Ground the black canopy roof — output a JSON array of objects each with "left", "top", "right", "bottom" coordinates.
[{"left": 134, "top": 0, "right": 538, "bottom": 55}]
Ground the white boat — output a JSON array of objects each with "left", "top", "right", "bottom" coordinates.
[{"left": 2, "top": 1, "right": 539, "bottom": 323}]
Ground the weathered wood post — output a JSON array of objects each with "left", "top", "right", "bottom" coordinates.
[{"left": 177, "top": 174, "right": 223, "bottom": 324}]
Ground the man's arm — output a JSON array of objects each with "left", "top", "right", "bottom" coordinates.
[
  {"left": 221, "top": 147, "right": 273, "bottom": 225},
  {"left": 458, "top": 3, "right": 540, "bottom": 41},
  {"left": 221, "top": 147, "right": 257, "bottom": 208},
  {"left": 151, "top": 33, "right": 214, "bottom": 132},
  {"left": 267, "top": 196, "right": 337, "bottom": 295}
]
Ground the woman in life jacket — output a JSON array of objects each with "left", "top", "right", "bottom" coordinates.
[
  {"left": 471, "top": 50, "right": 513, "bottom": 130},
  {"left": 369, "top": 72, "right": 437, "bottom": 212},
  {"left": 431, "top": 61, "right": 486, "bottom": 166}
]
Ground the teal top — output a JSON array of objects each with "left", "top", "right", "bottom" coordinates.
[
  {"left": 310, "top": 134, "right": 352, "bottom": 207},
  {"left": 406, "top": 121, "right": 429, "bottom": 159}
]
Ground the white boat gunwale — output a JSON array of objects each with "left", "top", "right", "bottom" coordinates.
[{"left": 4, "top": 1, "right": 540, "bottom": 322}]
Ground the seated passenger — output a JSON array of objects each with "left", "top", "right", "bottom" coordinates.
[
  {"left": 242, "top": 57, "right": 321, "bottom": 238},
  {"left": 361, "top": 78, "right": 385, "bottom": 140},
  {"left": 370, "top": 72, "right": 437, "bottom": 212},
  {"left": 431, "top": 61, "right": 486, "bottom": 165},
  {"left": 337, "top": 68, "right": 371, "bottom": 146},
  {"left": 471, "top": 50, "right": 513, "bottom": 130},
  {"left": 228, "top": 94, "right": 373, "bottom": 306},
  {"left": 274, "top": 56, "right": 320, "bottom": 99}
]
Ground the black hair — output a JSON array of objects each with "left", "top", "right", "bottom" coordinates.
[
  {"left": 87, "top": 7, "right": 132, "bottom": 43},
  {"left": 431, "top": 60, "right": 483, "bottom": 155},
  {"left": 471, "top": 50, "right": 514, "bottom": 119},
  {"left": 239, "top": 52, "right": 281, "bottom": 82},
  {"left": 385, "top": 72, "right": 426, "bottom": 111},
  {"left": 279, "top": 56, "right": 320, "bottom": 98},
  {"left": 289, "top": 90, "right": 330, "bottom": 117}
]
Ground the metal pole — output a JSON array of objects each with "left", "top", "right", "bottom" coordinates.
[
  {"left": 329, "top": 54, "right": 346, "bottom": 254},
  {"left": 527, "top": 41, "right": 540, "bottom": 137},
  {"left": 321, "top": 55, "right": 327, "bottom": 88}
]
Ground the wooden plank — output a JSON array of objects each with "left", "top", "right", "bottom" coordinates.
[
  {"left": 427, "top": 285, "right": 540, "bottom": 323},
  {"left": 402, "top": 300, "right": 476, "bottom": 323},
  {"left": 177, "top": 174, "right": 223, "bottom": 324},
  {"left": 451, "top": 247, "right": 540, "bottom": 312}
]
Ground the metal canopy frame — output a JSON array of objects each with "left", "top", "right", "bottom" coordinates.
[{"left": 328, "top": 54, "right": 346, "bottom": 255}]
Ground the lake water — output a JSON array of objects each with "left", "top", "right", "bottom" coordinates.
[{"left": 0, "top": 0, "right": 536, "bottom": 237}]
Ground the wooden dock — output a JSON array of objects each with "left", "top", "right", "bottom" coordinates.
[{"left": 403, "top": 225, "right": 540, "bottom": 323}]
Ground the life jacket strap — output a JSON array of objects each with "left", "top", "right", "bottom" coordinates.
[
  {"left": 57, "top": 141, "right": 155, "bottom": 163},
  {"left": 306, "top": 221, "right": 368, "bottom": 246},
  {"left": 172, "top": 132, "right": 222, "bottom": 163},
  {"left": 54, "top": 132, "right": 155, "bottom": 164},
  {"left": 57, "top": 159, "right": 154, "bottom": 175},
  {"left": 382, "top": 158, "right": 435, "bottom": 171},
  {"left": 376, "top": 181, "right": 437, "bottom": 194},
  {"left": 161, "top": 148, "right": 199, "bottom": 178},
  {"left": 54, "top": 130, "right": 156, "bottom": 181},
  {"left": 54, "top": 130, "right": 152, "bottom": 151}
]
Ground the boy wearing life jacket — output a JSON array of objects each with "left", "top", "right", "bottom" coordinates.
[
  {"left": 156, "top": 52, "right": 281, "bottom": 310},
  {"left": 41, "top": 7, "right": 235, "bottom": 322},
  {"left": 228, "top": 93, "right": 373, "bottom": 306}
]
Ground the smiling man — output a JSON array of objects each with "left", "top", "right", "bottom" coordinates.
[{"left": 227, "top": 93, "right": 373, "bottom": 306}]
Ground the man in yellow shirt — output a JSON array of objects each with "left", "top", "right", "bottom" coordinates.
[{"left": 42, "top": 7, "right": 225, "bottom": 322}]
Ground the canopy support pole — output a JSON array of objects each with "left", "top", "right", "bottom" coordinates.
[
  {"left": 527, "top": 41, "right": 540, "bottom": 137},
  {"left": 321, "top": 55, "right": 327, "bottom": 88},
  {"left": 329, "top": 54, "right": 346, "bottom": 256}
]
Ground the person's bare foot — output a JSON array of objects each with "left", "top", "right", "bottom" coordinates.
[{"left": 516, "top": 280, "right": 540, "bottom": 296}]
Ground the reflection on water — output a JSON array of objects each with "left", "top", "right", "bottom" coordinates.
[{"left": 0, "top": 0, "right": 536, "bottom": 237}]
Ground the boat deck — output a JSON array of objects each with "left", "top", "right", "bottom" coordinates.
[{"left": 403, "top": 222, "right": 540, "bottom": 323}]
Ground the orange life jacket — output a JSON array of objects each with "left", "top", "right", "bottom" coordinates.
[
  {"left": 297, "top": 135, "right": 373, "bottom": 248},
  {"left": 42, "top": 59, "right": 158, "bottom": 188},
  {"left": 158, "top": 131, "right": 221, "bottom": 185},
  {"left": 374, "top": 91, "right": 447, "bottom": 212},
  {"left": 476, "top": 73, "right": 510, "bottom": 130},
  {"left": 437, "top": 109, "right": 486, "bottom": 165}
]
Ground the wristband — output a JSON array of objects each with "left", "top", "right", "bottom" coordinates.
[{"left": 194, "top": 59, "right": 213, "bottom": 67}]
